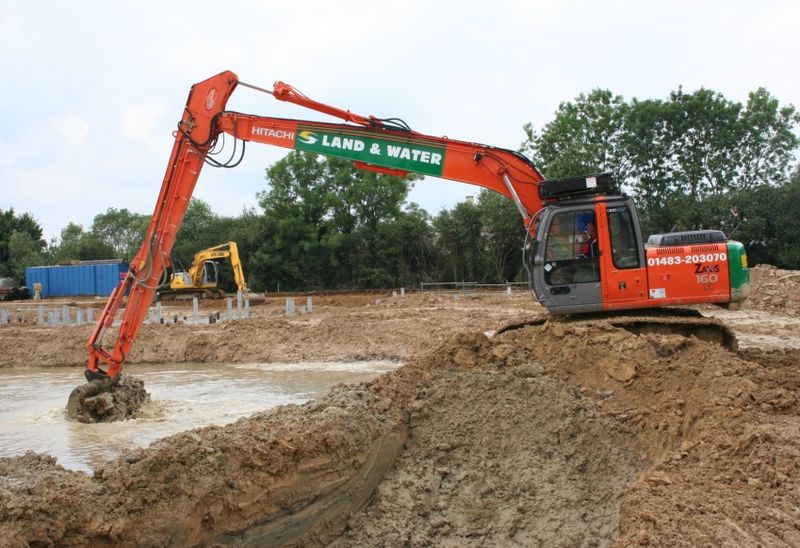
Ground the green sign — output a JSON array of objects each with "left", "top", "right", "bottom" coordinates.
[{"left": 294, "top": 127, "right": 446, "bottom": 176}]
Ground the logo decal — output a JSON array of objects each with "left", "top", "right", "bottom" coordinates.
[
  {"left": 205, "top": 88, "right": 217, "bottom": 111},
  {"left": 297, "top": 130, "right": 318, "bottom": 144},
  {"left": 294, "top": 127, "right": 446, "bottom": 176}
]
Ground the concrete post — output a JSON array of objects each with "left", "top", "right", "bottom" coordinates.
[
  {"left": 286, "top": 297, "right": 295, "bottom": 316},
  {"left": 62, "top": 306, "right": 70, "bottom": 326},
  {"left": 0, "top": 309, "right": 8, "bottom": 325},
  {"left": 236, "top": 291, "right": 243, "bottom": 318},
  {"left": 400, "top": 287, "right": 405, "bottom": 298},
  {"left": 76, "top": 309, "right": 84, "bottom": 326},
  {"left": 244, "top": 298, "right": 250, "bottom": 318},
  {"left": 87, "top": 308, "right": 94, "bottom": 323},
  {"left": 227, "top": 298, "right": 233, "bottom": 320},
  {"left": 156, "top": 301, "right": 162, "bottom": 324},
  {"left": 192, "top": 297, "right": 200, "bottom": 322},
  {"left": 306, "top": 295, "right": 313, "bottom": 313},
  {"left": 38, "top": 305, "right": 45, "bottom": 325}
]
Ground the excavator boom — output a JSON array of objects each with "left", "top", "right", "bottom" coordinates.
[{"left": 85, "top": 70, "right": 545, "bottom": 379}]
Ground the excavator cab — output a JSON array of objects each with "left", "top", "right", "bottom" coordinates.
[
  {"left": 531, "top": 194, "right": 649, "bottom": 314},
  {"left": 530, "top": 174, "right": 633, "bottom": 313},
  {"left": 200, "top": 260, "right": 219, "bottom": 287},
  {"left": 532, "top": 203, "right": 603, "bottom": 313},
  {"left": 530, "top": 173, "right": 749, "bottom": 314}
]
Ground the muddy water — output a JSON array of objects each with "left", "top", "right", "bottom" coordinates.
[{"left": 0, "top": 361, "right": 399, "bottom": 473}]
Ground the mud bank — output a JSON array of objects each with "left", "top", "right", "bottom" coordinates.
[
  {"left": 0, "top": 359, "right": 422, "bottom": 546},
  {"left": 2, "top": 316, "right": 799, "bottom": 546}
]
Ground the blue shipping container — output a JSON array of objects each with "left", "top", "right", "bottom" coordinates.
[{"left": 25, "top": 262, "right": 128, "bottom": 298}]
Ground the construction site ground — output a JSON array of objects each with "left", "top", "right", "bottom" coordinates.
[{"left": 0, "top": 264, "right": 798, "bottom": 546}]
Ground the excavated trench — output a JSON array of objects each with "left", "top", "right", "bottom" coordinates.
[
  {"left": 0, "top": 361, "right": 400, "bottom": 473},
  {"left": 2, "top": 315, "right": 798, "bottom": 546}
]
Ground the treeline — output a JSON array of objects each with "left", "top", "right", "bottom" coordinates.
[
  {"left": 523, "top": 86, "right": 800, "bottom": 266},
  {"left": 2, "top": 86, "right": 798, "bottom": 288}
]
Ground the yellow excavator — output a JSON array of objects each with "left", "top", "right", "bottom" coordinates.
[{"left": 161, "top": 241, "right": 249, "bottom": 300}]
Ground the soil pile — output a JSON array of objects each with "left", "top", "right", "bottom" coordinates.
[
  {"left": 745, "top": 264, "right": 800, "bottom": 311},
  {"left": 335, "top": 333, "right": 650, "bottom": 547},
  {"left": 503, "top": 320, "right": 800, "bottom": 546},
  {"left": 66, "top": 374, "right": 150, "bottom": 423},
  {"left": 2, "top": 317, "right": 798, "bottom": 546}
]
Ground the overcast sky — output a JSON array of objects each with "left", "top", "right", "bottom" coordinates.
[{"left": 2, "top": 0, "right": 798, "bottom": 241}]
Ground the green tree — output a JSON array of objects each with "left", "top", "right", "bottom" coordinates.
[
  {"left": 254, "top": 151, "right": 418, "bottom": 290},
  {"left": 724, "top": 168, "right": 800, "bottom": 269},
  {"left": 0, "top": 209, "right": 46, "bottom": 279},
  {"left": 49, "top": 223, "right": 115, "bottom": 263},
  {"left": 630, "top": 88, "right": 798, "bottom": 234},
  {"left": 172, "top": 199, "right": 221, "bottom": 268},
  {"left": 433, "top": 201, "right": 485, "bottom": 283},
  {"left": 523, "top": 86, "right": 799, "bottom": 236},
  {"left": 389, "top": 204, "right": 437, "bottom": 286},
  {"left": 7, "top": 231, "right": 44, "bottom": 280},
  {"left": 737, "top": 88, "right": 800, "bottom": 189},
  {"left": 522, "top": 89, "right": 630, "bottom": 180},
  {"left": 90, "top": 207, "right": 149, "bottom": 260},
  {"left": 476, "top": 190, "right": 527, "bottom": 282}
]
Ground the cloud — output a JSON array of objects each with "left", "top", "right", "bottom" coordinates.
[
  {"left": 121, "top": 104, "right": 168, "bottom": 151},
  {"left": 1, "top": 0, "right": 798, "bottom": 243}
]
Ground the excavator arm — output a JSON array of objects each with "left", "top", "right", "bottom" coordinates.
[
  {"left": 225, "top": 241, "right": 249, "bottom": 293},
  {"left": 84, "top": 70, "right": 544, "bottom": 380},
  {"left": 222, "top": 80, "right": 545, "bottom": 224}
]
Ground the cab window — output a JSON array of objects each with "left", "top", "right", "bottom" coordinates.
[
  {"left": 607, "top": 207, "right": 641, "bottom": 269},
  {"left": 544, "top": 210, "right": 600, "bottom": 285}
]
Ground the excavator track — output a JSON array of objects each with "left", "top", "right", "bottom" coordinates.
[{"left": 495, "top": 307, "right": 737, "bottom": 351}]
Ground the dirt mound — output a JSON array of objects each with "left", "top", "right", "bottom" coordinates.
[
  {"left": 66, "top": 374, "right": 150, "bottom": 423},
  {"left": 500, "top": 321, "right": 800, "bottom": 546},
  {"left": 745, "top": 264, "right": 800, "bottom": 312},
  {"left": 2, "top": 319, "right": 798, "bottom": 546},
  {"left": 335, "top": 334, "right": 649, "bottom": 546}
]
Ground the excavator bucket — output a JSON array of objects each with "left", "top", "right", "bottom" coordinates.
[{"left": 66, "top": 374, "right": 150, "bottom": 423}]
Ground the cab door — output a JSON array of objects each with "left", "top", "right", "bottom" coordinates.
[
  {"left": 598, "top": 201, "right": 648, "bottom": 309},
  {"left": 532, "top": 205, "right": 602, "bottom": 313}
]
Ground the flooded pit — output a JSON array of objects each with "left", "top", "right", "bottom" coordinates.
[{"left": 0, "top": 360, "right": 400, "bottom": 472}]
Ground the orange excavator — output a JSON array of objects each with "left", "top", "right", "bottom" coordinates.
[{"left": 76, "top": 70, "right": 749, "bottom": 387}]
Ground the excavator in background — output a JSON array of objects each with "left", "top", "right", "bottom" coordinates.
[
  {"left": 70, "top": 70, "right": 750, "bottom": 407},
  {"left": 161, "top": 241, "right": 249, "bottom": 300}
]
